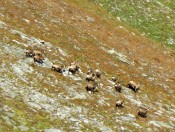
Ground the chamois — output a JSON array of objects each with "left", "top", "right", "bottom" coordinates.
[
  {"left": 116, "top": 99, "right": 124, "bottom": 108},
  {"left": 111, "top": 77, "right": 117, "bottom": 83},
  {"left": 68, "top": 62, "right": 80, "bottom": 74},
  {"left": 33, "top": 55, "right": 44, "bottom": 64},
  {"left": 127, "top": 81, "right": 140, "bottom": 93},
  {"left": 33, "top": 50, "right": 42, "bottom": 56},
  {"left": 51, "top": 64, "right": 64, "bottom": 73},
  {"left": 86, "top": 81, "right": 98, "bottom": 93},
  {"left": 114, "top": 82, "right": 122, "bottom": 93},
  {"left": 138, "top": 107, "right": 148, "bottom": 118},
  {"left": 95, "top": 69, "right": 101, "bottom": 78},
  {"left": 25, "top": 49, "right": 34, "bottom": 57}
]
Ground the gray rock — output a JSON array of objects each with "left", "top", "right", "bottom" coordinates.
[
  {"left": 87, "top": 16, "right": 95, "bottom": 22},
  {"left": 107, "top": 48, "right": 134, "bottom": 65},
  {"left": 42, "top": 58, "right": 53, "bottom": 68},
  {"left": 73, "top": 94, "right": 87, "bottom": 99},
  {"left": 0, "top": 20, "right": 7, "bottom": 29},
  {"left": 18, "top": 125, "right": 29, "bottom": 131},
  {"left": 45, "top": 129, "right": 62, "bottom": 132},
  {"left": 149, "top": 121, "right": 174, "bottom": 129},
  {"left": 117, "top": 114, "right": 136, "bottom": 121}
]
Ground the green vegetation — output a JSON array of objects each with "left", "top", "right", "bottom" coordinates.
[
  {"left": 93, "top": 0, "right": 175, "bottom": 49},
  {"left": 1, "top": 0, "right": 175, "bottom": 131}
]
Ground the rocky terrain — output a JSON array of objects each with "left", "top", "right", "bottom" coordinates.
[{"left": 0, "top": 0, "right": 175, "bottom": 131}]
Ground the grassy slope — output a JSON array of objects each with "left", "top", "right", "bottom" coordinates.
[
  {"left": 0, "top": 0, "right": 175, "bottom": 131},
  {"left": 93, "top": 0, "right": 175, "bottom": 49}
]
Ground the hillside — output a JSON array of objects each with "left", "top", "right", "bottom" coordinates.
[
  {"left": 0, "top": 0, "right": 175, "bottom": 131},
  {"left": 94, "top": 0, "right": 175, "bottom": 49}
]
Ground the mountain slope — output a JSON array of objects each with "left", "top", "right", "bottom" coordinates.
[
  {"left": 94, "top": 0, "right": 175, "bottom": 49},
  {"left": 0, "top": 0, "right": 175, "bottom": 131}
]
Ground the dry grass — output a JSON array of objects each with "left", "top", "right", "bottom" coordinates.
[{"left": 0, "top": 0, "right": 175, "bottom": 131}]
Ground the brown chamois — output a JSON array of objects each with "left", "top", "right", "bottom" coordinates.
[
  {"left": 127, "top": 81, "right": 140, "bottom": 93},
  {"left": 116, "top": 99, "right": 124, "bottom": 108}
]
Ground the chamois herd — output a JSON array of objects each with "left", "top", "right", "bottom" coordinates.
[{"left": 25, "top": 49, "right": 148, "bottom": 118}]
